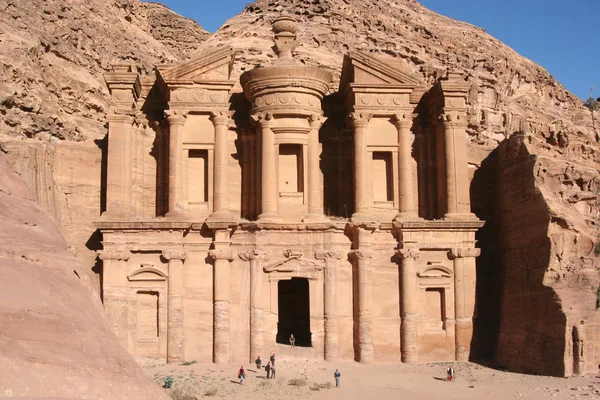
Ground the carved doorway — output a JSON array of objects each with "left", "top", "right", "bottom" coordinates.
[{"left": 277, "top": 278, "right": 311, "bottom": 347}]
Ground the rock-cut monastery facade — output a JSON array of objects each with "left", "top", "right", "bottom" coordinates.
[{"left": 97, "top": 17, "right": 484, "bottom": 364}]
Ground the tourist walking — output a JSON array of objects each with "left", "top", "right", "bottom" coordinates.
[
  {"left": 270, "top": 352, "right": 276, "bottom": 366},
  {"left": 334, "top": 369, "right": 341, "bottom": 388},
  {"left": 446, "top": 366, "right": 455, "bottom": 382},
  {"left": 289, "top": 333, "right": 295, "bottom": 347},
  {"left": 255, "top": 356, "right": 262, "bottom": 369},
  {"left": 265, "top": 361, "right": 271, "bottom": 379},
  {"left": 238, "top": 366, "right": 246, "bottom": 384}
]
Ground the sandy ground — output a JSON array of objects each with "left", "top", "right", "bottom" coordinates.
[{"left": 143, "top": 357, "right": 600, "bottom": 400}]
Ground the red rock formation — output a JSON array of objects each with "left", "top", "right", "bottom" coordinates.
[{"left": 0, "top": 156, "right": 168, "bottom": 399}]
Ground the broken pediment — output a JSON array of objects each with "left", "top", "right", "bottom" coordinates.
[
  {"left": 157, "top": 47, "right": 234, "bottom": 83},
  {"left": 128, "top": 267, "right": 168, "bottom": 282},
  {"left": 263, "top": 250, "right": 324, "bottom": 279},
  {"left": 417, "top": 265, "right": 453, "bottom": 279},
  {"left": 340, "top": 51, "right": 421, "bottom": 89}
]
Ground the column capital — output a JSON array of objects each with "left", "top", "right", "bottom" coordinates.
[
  {"left": 348, "top": 249, "right": 373, "bottom": 262},
  {"left": 449, "top": 247, "right": 481, "bottom": 259},
  {"left": 396, "top": 248, "right": 420, "bottom": 260},
  {"left": 209, "top": 249, "right": 235, "bottom": 262},
  {"left": 315, "top": 250, "right": 344, "bottom": 261},
  {"left": 392, "top": 113, "right": 412, "bottom": 130},
  {"left": 165, "top": 110, "right": 188, "bottom": 126},
  {"left": 238, "top": 249, "right": 270, "bottom": 262},
  {"left": 347, "top": 112, "right": 372, "bottom": 129},
  {"left": 107, "top": 113, "right": 134, "bottom": 124},
  {"left": 308, "top": 113, "right": 326, "bottom": 129},
  {"left": 440, "top": 112, "right": 468, "bottom": 129},
  {"left": 98, "top": 249, "right": 131, "bottom": 261},
  {"left": 250, "top": 112, "right": 273, "bottom": 128},
  {"left": 162, "top": 249, "right": 188, "bottom": 261},
  {"left": 210, "top": 110, "right": 233, "bottom": 127}
]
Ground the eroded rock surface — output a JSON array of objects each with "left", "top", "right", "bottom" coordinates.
[{"left": 0, "top": 156, "right": 168, "bottom": 399}]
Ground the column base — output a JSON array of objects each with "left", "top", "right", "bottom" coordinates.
[
  {"left": 350, "top": 213, "right": 379, "bottom": 228},
  {"left": 165, "top": 210, "right": 190, "bottom": 220},
  {"left": 206, "top": 210, "right": 238, "bottom": 229},
  {"left": 258, "top": 212, "right": 282, "bottom": 223},
  {"left": 303, "top": 213, "right": 332, "bottom": 228},
  {"left": 444, "top": 212, "right": 478, "bottom": 220},
  {"left": 393, "top": 212, "right": 421, "bottom": 222}
]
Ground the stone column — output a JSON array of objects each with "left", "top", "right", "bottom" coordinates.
[
  {"left": 165, "top": 111, "right": 187, "bottom": 216},
  {"left": 239, "top": 250, "right": 270, "bottom": 362},
  {"left": 305, "top": 114, "right": 327, "bottom": 221},
  {"left": 210, "top": 111, "right": 232, "bottom": 216},
  {"left": 393, "top": 114, "right": 417, "bottom": 219},
  {"left": 316, "top": 250, "right": 343, "bottom": 361},
  {"left": 98, "top": 249, "right": 131, "bottom": 348},
  {"left": 106, "top": 115, "right": 134, "bottom": 216},
  {"left": 414, "top": 129, "right": 427, "bottom": 218},
  {"left": 450, "top": 247, "right": 480, "bottom": 361},
  {"left": 398, "top": 249, "right": 420, "bottom": 364},
  {"left": 349, "top": 248, "right": 374, "bottom": 363},
  {"left": 349, "top": 113, "right": 372, "bottom": 219},
  {"left": 443, "top": 116, "right": 471, "bottom": 217},
  {"left": 162, "top": 249, "right": 188, "bottom": 364},
  {"left": 256, "top": 113, "right": 278, "bottom": 221},
  {"left": 209, "top": 231, "right": 235, "bottom": 364}
]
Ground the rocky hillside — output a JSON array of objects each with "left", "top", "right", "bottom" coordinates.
[{"left": 0, "top": 0, "right": 208, "bottom": 141}]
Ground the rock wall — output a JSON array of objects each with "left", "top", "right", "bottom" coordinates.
[{"left": 0, "top": 156, "right": 168, "bottom": 399}]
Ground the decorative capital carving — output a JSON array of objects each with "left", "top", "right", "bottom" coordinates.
[
  {"left": 164, "top": 110, "right": 188, "bottom": 126},
  {"left": 209, "top": 249, "right": 235, "bottom": 262},
  {"left": 283, "top": 249, "right": 303, "bottom": 259},
  {"left": 239, "top": 249, "right": 270, "bottom": 262},
  {"left": 392, "top": 113, "right": 411, "bottom": 130},
  {"left": 348, "top": 249, "right": 373, "bottom": 262},
  {"left": 250, "top": 112, "right": 273, "bottom": 128},
  {"left": 315, "top": 250, "right": 343, "bottom": 261},
  {"left": 162, "top": 249, "right": 188, "bottom": 261},
  {"left": 348, "top": 112, "right": 372, "bottom": 129},
  {"left": 309, "top": 113, "right": 326, "bottom": 129},
  {"left": 98, "top": 249, "right": 131, "bottom": 261},
  {"left": 449, "top": 248, "right": 481, "bottom": 259},
  {"left": 210, "top": 110, "right": 233, "bottom": 128},
  {"left": 396, "top": 249, "right": 420, "bottom": 260}
]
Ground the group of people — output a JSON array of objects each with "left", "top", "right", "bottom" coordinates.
[{"left": 238, "top": 353, "right": 278, "bottom": 384}]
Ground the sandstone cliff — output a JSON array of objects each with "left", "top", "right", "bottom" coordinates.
[
  {"left": 0, "top": 156, "right": 168, "bottom": 399},
  {"left": 0, "top": 0, "right": 598, "bottom": 376}
]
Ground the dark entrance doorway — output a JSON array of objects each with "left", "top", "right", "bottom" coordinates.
[{"left": 277, "top": 278, "right": 311, "bottom": 347}]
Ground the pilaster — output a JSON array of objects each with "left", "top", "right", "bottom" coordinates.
[
  {"left": 393, "top": 114, "right": 418, "bottom": 220},
  {"left": 165, "top": 110, "right": 188, "bottom": 217},
  {"left": 315, "top": 249, "right": 344, "bottom": 361},
  {"left": 397, "top": 248, "right": 420, "bottom": 364},
  {"left": 208, "top": 111, "right": 237, "bottom": 224},
  {"left": 254, "top": 112, "right": 279, "bottom": 222},
  {"left": 349, "top": 247, "right": 374, "bottom": 363},
  {"left": 239, "top": 249, "right": 271, "bottom": 362},
  {"left": 209, "top": 229, "right": 235, "bottom": 364},
  {"left": 449, "top": 247, "right": 480, "bottom": 361},
  {"left": 303, "top": 114, "right": 329, "bottom": 223},
  {"left": 349, "top": 112, "right": 375, "bottom": 222},
  {"left": 98, "top": 249, "right": 131, "bottom": 348},
  {"left": 162, "top": 248, "right": 188, "bottom": 364}
]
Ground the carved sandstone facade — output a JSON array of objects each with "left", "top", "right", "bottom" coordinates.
[{"left": 96, "top": 17, "right": 483, "bottom": 364}]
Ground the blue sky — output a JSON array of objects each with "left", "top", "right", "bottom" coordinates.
[{"left": 158, "top": 0, "right": 599, "bottom": 100}]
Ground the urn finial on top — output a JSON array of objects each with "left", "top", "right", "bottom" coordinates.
[{"left": 272, "top": 16, "right": 298, "bottom": 64}]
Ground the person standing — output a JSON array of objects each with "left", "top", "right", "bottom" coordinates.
[
  {"left": 265, "top": 361, "right": 271, "bottom": 379},
  {"left": 334, "top": 369, "right": 341, "bottom": 388},
  {"left": 270, "top": 363, "right": 276, "bottom": 379},
  {"left": 238, "top": 366, "right": 246, "bottom": 384},
  {"left": 289, "top": 333, "right": 295, "bottom": 347},
  {"left": 270, "top": 353, "right": 276, "bottom": 366},
  {"left": 446, "top": 366, "right": 455, "bottom": 382},
  {"left": 255, "top": 356, "right": 262, "bottom": 369}
]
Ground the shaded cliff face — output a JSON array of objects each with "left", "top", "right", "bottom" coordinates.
[{"left": 0, "top": 157, "right": 168, "bottom": 399}]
